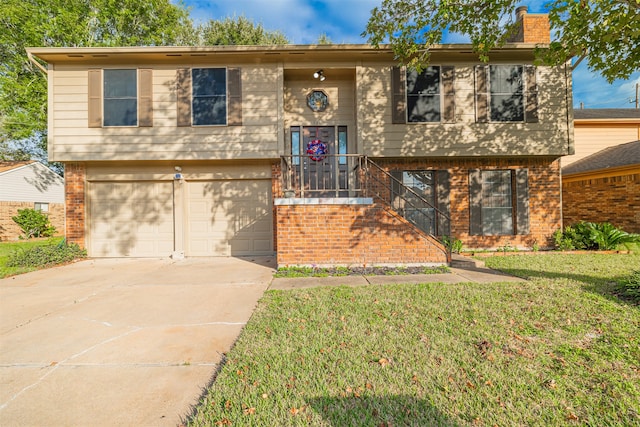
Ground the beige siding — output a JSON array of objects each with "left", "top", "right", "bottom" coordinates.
[
  {"left": 283, "top": 75, "right": 357, "bottom": 153},
  {"left": 563, "top": 123, "right": 640, "bottom": 166},
  {"left": 357, "top": 63, "right": 572, "bottom": 157},
  {"left": 50, "top": 65, "right": 281, "bottom": 162}
]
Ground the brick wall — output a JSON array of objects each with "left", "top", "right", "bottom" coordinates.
[
  {"left": 0, "top": 201, "right": 64, "bottom": 241},
  {"left": 563, "top": 172, "right": 640, "bottom": 233},
  {"left": 371, "top": 157, "right": 562, "bottom": 250},
  {"left": 276, "top": 203, "right": 448, "bottom": 267},
  {"left": 64, "top": 162, "right": 86, "bottom": 247},
  {"left": 508, "top": 7, "right": 550, "bottom": 44}
]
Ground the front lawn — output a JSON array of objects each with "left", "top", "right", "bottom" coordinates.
[
  {"left": 0, "top": 237, "right": 64, "bottom": 278},
  {"left": 188, "top": 252, "right": 640, "bottom": 426}
]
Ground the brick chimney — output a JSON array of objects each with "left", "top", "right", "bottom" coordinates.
[{"left": 507, "top": 6, "right": 550, "bottom": 43}]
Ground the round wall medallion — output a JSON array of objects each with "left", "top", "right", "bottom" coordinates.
[{"left": 307, "top": 90, "right": 329, "bottom": 112}]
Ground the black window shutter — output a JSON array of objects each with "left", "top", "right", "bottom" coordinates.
[
  {"left": 436, "top": 170, "right": 451, "bottom": 236},
  {"left": 469, "top": 169, "right": 483, "bottom": 235},
  {"left": 474, "top": 66, "right": 489, "bottom": 123},
  {"left": 391, "top": 66, "right": 406, "bottom": 124},
  {"left": 525, "top": 65, "right": 539, "bottom": 123},
  {"left": 441, "top": 66, "right": 455, "bottom": 123},
  {"left": 176, "top": 68, "right": 191, "bottom": 127},
  {"left": 515, "top": 168, "right": 530, "bottom": 234},
  {"left": 227, "top": 68, "right": 242, "bottom": 126}
]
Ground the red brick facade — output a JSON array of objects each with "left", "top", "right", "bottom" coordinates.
[
  {"left": 276, "top": 203, "right": 448, "bottom": 266},
  {"left": 273, "top": 157, "right": 562, "bottom": 266},
  {"left": 64, "top": 162, "right": 86, "bottom": 247},
  {"left": 563, "top": 172, "right": 640, "bottom": 233},
  {"left": 373, "top": 158, "right": 562, "bottom": 250}
]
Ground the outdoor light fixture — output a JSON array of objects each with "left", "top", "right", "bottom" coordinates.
[{"left": 313, "top": 69, "right": 325, "bottom": 81}]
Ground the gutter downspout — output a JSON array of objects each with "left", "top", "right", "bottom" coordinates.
[{"left": 27, "top": 51, "right": 48, "bottom": 75}]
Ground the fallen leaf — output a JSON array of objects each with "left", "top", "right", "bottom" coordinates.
[
  {"left": 290, "top": 407, "right": 299, "bottom": 415},
  {"left": 466, "top": 381, "right": 476, "bottom": 389},
  {"left": 243, "top": 407, "right": 256, "bottom": 415},
  {"left": 378, "top": 358, "right": 390, "bottom": 367},
  {"left": 215, "top": 419, "right": 232, "bottom": 426}
]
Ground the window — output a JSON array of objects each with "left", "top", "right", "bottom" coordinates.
[
  {"left": 192, "top": 68, "right": 227, "bottom": 126},
  {"left": 103, "top": 69, "right": 137, "bottom": 126},
  {"left": 406, "top": 67, "right": 441, "bottom": 122},
  {"left": 391, "top": 170, "right": 450, "bottom": 236},
  {"left": 481, "top": 171, "right": 513, "bottom": 235},
  {"left": 401, "top": 171, "right": 437, "bottom": 233},
  {"left": 490, "top": 65, "right": 524, "bottom": 122},
  {"left": 469, "top": 169, "right": 530, "bottom": 236},
  {"left": 34, "top": 202, "right": 49, "bottom": 212}
]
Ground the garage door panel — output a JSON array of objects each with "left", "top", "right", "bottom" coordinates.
[
  {"left": 89, "top": 182, "right": 174, "bottom": 257},
  {"left": 187, "top": 180, "right": 273, "bottom": 256}
]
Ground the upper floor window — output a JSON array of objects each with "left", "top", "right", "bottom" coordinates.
[
  {"left": 88, "top": 69, "right": 152, "bottom": 128},
  {"left": 176, "top": 68, "right": 242, "bottom": 127},
  {"left": 192, "top": 68, "right": 227, "bottom": 126},
  {"left": 490, "top": 65, "right": 524, "bottom": 122},
  {"left": 103, "top": 69, "right": 137, "bottom": 127},
  {"left": 406, "top": 67, "right": 441, "bottom": 122}
]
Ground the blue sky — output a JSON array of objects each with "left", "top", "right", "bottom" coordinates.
[{"left": 180, "top": 0, "right": 639, "bottom": 109}]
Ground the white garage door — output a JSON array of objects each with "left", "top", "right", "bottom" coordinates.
[
  {"left": 89, "top": 182, "right": 174, "bottom": 257},
  {"left": 187, "top": 180, "right": 273, "bottom": 256}
]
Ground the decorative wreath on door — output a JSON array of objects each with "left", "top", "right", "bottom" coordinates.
[{"left": 306, "top": 139, "right": 327, "bottom": 161}]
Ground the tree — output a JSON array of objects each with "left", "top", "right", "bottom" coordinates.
[
  {"left": 197, "top": 16, "right": 289, "bottom": 45},
  {"left": 0, "top": 0, "right": 195, "bottom": 165},
  {"left": 363, "top": 0, "right": 640, "bottom": 83}
]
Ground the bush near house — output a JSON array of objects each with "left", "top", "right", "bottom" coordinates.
[
  {"left": 554, "top": 221, "right": 640, "bottom": 251},
  {"left": 0, "top": 238, "right": 86, "bottom": 278},
  {"left": 11, "top": 208, "right": 57, "bottom": 239}
]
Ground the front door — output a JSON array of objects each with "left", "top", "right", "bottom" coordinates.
[{"left": 291, "top": 125, "right": 350, "bottom": 196}]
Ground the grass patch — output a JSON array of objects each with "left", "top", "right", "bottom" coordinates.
[
  {"left": 275, "top": 265, "right": 450, "bottom": 278},
  {"left": 0, "top": 237, "right": 84, "bottom": 278},
  {"left": 188, "top": 253, "right": 640, "bottom": 426}
]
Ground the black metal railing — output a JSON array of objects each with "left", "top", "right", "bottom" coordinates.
[
  {"left": 280, "top": 154, "right": 366, "bottom": 198},
  {"left": 280, "top": 154, "right": 451, "bottom": 250},
  {"left": 364, "top": 158, "right": 451, "bottom": 241}
]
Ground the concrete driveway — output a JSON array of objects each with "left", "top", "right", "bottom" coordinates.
[{"left": 0, "top": 257, "right": 275, "bottom": 426}]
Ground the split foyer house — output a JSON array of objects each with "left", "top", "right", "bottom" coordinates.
[{"left": 27, "top": 8, "right": 573, "bottom": 266}]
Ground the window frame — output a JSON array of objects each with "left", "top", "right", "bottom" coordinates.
[
  {"left": 480, "top": 170, "right": 515, "bottom": 235},
  {"left": 34, "top": 202, "right": 49, "bottom": 213},
  {"left": 103, "top": 68, "right": 138, "bottom": 127},
  {"left": 191, "top": 67, "right": 228, "bottom": 127},
  {"left": 405, "top": 66, "right": 442, "bottom": 123},
  {"left": 488, "top": 65, "right": 525, "bottom": 123}
]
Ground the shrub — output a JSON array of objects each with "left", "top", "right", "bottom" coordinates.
[
  {"left": 554, "top": 222, "right": 640, "bottom": 251},
  {"left": 442, "top": 236, "right": 463, "bottom": 254},
  {"left": 11, "top": 208, "right": 56, "bottom": 238},
  {"left": 618, "top": 270, "right": 640, "bottom": 304},
  {"left": 7, "top": 241, "right": 86, "bottom": 268}
]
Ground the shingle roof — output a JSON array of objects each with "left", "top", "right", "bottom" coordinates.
[
  {"left": 0, "top": 161, "right": 35, "bottom": 174},
  {"left": 574, "top": 109, "right": 640, "bottom": 120},
  {"left": 562, "top": 140, "right": 640, "bottom": 175}
]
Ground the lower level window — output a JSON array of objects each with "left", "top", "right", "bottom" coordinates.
[
  {"left": 481, "top": 170, "right": 513, "bottom": 235},
  {"left": 469, "top": 168, "right": 529, "bottom": 236},
  {"left": 34, "top": 202, "right": 49, "bottom": 212}
]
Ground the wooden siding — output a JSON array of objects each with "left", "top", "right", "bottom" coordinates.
[
  {"left": 0, "top": 163, "right": 64, "bottom": 203},
  {"left": 563, "top": 122, "right": 640, "bottom": 167},
  {"left": 49, "top": 57, "right": 572, "bottom": 162},
  {"left": 50, "top": 65, "right": 280, "bottom": 161},
  {"left": 356, "top": 63, "right": 572, "bottom": 157}
]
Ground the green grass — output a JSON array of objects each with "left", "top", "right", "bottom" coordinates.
[
  {"left": 0, "top": 237, "right": 65, "bottom": 278},
  {"left": 188, "top": 252, "right": 640, "bottom": 426}
]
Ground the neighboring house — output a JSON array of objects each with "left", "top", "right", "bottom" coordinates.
[
  {"left": 562, "top": 140, "right": 640, "bottom": 233},
  {"left": 564, "top": 108, "right": 640, "bottom": 167},
  {"left": 28, "top": 7, "right": 573, "bottom": 265},
  {"left": 0, "top": 161, "right": 65, "bottom": 240}
]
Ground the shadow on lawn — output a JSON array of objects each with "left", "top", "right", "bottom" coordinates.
[
  {"left": 488, "top": 266, "right": 638, "bottom": 306},
  {"left": 308, "top": 395, "right": 460, "bottom": 427}
]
